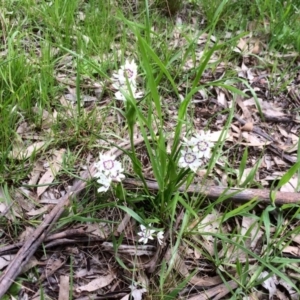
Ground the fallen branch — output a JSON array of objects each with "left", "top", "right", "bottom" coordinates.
[
  {"left": 123, "top": 178, "right": 300, "bottom": 205},
  {"left": 0, "top": 137, "right": 144, "bottom": 298},
  {"left": 0, "top": 226, "right": 98, "bottom": 256},
  {"left": 0, "top": 169, "right": 91, "bottom": 297}
]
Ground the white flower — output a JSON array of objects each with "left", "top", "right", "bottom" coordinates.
[
  {"left": 137, "top": 224, "right": 155, "bottom": 244},
  {"left": 112, "top": 79, "right": 137, "bottom": 92},
  {"left": 97, "top": 183, "right": 110, "bottom": 193},
  {"left": 110, "top": 169, "right": 125, "bottom": 182},
  {"left": 129, "top": 283, "right": 147, "bottom": 300},
  {"left": 94, "top": 172, "right": 111, "bottom": 192},
  {"left": 156, "top": 231, "right": 164, "bottom": 245},
  {"left": 182, "top": 131, "right": 214, "bottom": 159},
  {"left": 112, "top": 59, "right": 138, "bottom": 90},
  {"left": 190, "top": 135, "right": 213, "bottom": 159},
  {"left": 116, "top": 59, "right": 138, "bottom": 84},
  {"left": 94, "top": 153, "right": 125, "bottom": 192},
  {"left": 178, "top": 148, "right": 203, "bottom": 172},
  {"left": 111, "top": 59, "right": 144, "bottom": 102},
  {"left": 114, "top": 87, "right": 143, "bottom": 101},
  {"left": 95, "top": 153, "right": 122, "bottom": 176},
  {"left": 182, "top": 137, "right": 196, "bottom": 148}
]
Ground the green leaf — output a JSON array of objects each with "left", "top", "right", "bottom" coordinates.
[{"left": 117, "top": 205, "right": 144, "bottom": 224}]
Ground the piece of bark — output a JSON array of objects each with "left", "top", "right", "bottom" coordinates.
[{"left": 124, "top": 178, "right": 300, "bottom": 205}]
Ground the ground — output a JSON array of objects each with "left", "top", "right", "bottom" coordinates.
[{"left": 1, "top": 0, "right": 300, "bottom": 299}]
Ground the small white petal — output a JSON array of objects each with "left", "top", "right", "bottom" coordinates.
[
  {"left": 97, "top": 185, "right": 109, "bottom": 193},
  {"left": 139, "top": 237, "right": 148, "bottom": 244},
  {"left": 140, "top": 224, "right": 146, "bottom": 231},
  {"left": 157, "top": 231, "right": 164, "bottom": 245}
]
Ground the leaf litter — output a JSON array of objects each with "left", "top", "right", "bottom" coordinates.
[{"left": 1, "top": 1, "right": 300, "bottom": 299}]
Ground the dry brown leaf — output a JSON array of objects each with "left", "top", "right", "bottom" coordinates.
[
  {"left": 0, "top": 203, "right": 21, "bottom": 220},
  {"left": 86, "top": 223, "right": 110, "bottom": 239},
  {"left": 21, "top": 256, "right": 42, "bottom": 274},
  {"left": 0, "top": 255, "right": 15, "bottom": 269},
  {"left": 241, "top": 122, "right": 253, "bottom": 132},
  {"left": 187, "top": 280, "right": 239, "bottom": 300},
  {"left": 261, "top": 101, "right": 285, "bottom": 118},
  {"left": 197, "top": 210, "right": 221, "bottom": 242},
  {"left": 39, "top": 255, "right": 66, "bottom": 282},
  {"left": 9, "top": 141, "right": 47, "bottom": 160},
  {"left": 241, "top": 216, "right": 263, "bottom": 249},
  {"left": 280, "top": 176, "right": 299, "bottom": 192},
  {"left": 278, "top": 141, "right": 299, "bottom": 153},
  {"left": 259, "top": 271, "right": 277, "bottom": 299},
  {"left": 28, "top": 160, "right": 44, "bottom": 185},
  {"left": 19, "top": 226, "right": 35, "bottom": 242},
  {"left": 164, "top": 248, "right": 222, "bottom": 286},
  {"left": 282, "top": 245, "right": 300, "bottom": 257},
  {"left": 37, "top": 149, "right": 65, "bottom": 197},
  {"left": 58, "top": 275, "right": 69, "bottom": 300},
  {"left": 59, "top": 95, "right": 74, "bottom": 117},
  {"left": 251, "top": 39, "right": 261, "bottom": 54},
  {"left": 76, "top": 273, "right": 115, "bottom": 293},
  {"left": 16, "top": 122, "right": 29, "bottom": 135},
  {"left": 15, "top": 188, "right": 35, "bottom": 212},
  {"left": 217, "top": 90, "right": 227, "bottom": 107},
  {"left": 32, "top": 108, "right": 56, "bottom": 129},
  {"left": 209, "top": 130, "right": 232, "bottom": 142},
  {"left": 241, "top": 132, "right": 271, "bottom": 147},
  {"left": 277, "top": 278, "right": 298, "bottom": 300},
  {"left": 27, "top": 205, "right": 52, "bottom": 216},
  {"left": 237, "top": 97, "right": 252, "bottom": 122},
  {"left": 117, "top": 213, "right": 131, "bottom": 234},
  {"left": 234, "top": 38, "right": 248, "bottom": 53}
]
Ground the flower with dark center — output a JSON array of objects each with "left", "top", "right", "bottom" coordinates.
[{"left": 178, "top": 148, "right": 203, "bottom": 172}]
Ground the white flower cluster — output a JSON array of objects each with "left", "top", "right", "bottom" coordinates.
[
  {"left": 94, "top": 153, "right": 125, "bottom": 192},
  {"left": 137, "top": 224, "right": 164, "bottom": 245},
  {"left": 112, "top": 59, "right": 143, "bottom": 101},
  {"left": 178, "top": 131, "right": 214, "bottom": 173}
]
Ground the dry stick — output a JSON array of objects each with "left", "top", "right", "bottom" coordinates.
[
  {"left": 124, "top": 178, "right": 300, "bottom": 205},
  {"left": 0, "top": 168, "right": 91, "bottom": 298},
  {"left": 0, "top": 137, "right": 144, "bottom": 298},
  {"left": 0, "top": 227, "right": 94, "bottom": 256}
]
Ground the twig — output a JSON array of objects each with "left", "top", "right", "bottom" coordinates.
[
  {"left": 0, "top": 138, "right": 143, "bottom": 297},
  {"left": 123, "top": 178, "right": 300, "bottom": 205},
  {"left": 0, "top": 227, "right": 95, "bottom": 256}
]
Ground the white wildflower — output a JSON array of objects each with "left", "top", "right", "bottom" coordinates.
[
  {"left": 110, "top": 169, "right": 125, "bottom": 182},
  {"left": 138, "top": 224, "right": 155, "bottom": 244},
  {"left": 113, "top": 59, "right": 138, "bottom": 86},
  {"left": 95, "top": 172, "right": 112, "bottom": 192},
  {"left": 94, "top": 170, "right": 110, "bottom": 182},
  {"left": 190, "top": 136, "right": 213, "bottom": 159},
  {"left": 114, "top": 88, "right": 143, "bottom": 101},
  {"left": 94, "top": 153, "right": 125, "bottom": 193},
  {"left": 95, "top": 153, "right": 123, "bottom": 177},
  {"left": 97, "top": 183, "right": 110, "bottom": 193},
  {"left": 178, "top": 148, "right": 203, "bottom": 172},
  {"left": 184, "top": 131, "right": 213, "bottom": 159},
  {"left": 156, "top": 231, "right": 164, "bottom": 245},
  {"left": 129, "top": 283, "right": 147, "bottom": 300},
  {"left": 111, "top": 59, "right": 143, "bottom": 102},
  {"left": 182, "top": 136, "right": 196, "bottom": 148}
]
